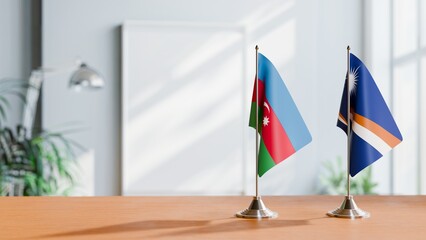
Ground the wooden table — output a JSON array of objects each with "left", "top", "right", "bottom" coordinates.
[{"left": 1, "top": 196, "right": 425, "bottom": 239}]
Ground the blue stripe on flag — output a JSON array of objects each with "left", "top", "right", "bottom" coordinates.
[
  {"left": 258, "top": 53, "right": 312, "bottom": 150},
  {"left": 350, "top": 132, "right": 383, "bottom": 176}
]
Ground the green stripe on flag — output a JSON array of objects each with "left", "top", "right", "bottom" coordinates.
[{"left": 258, "top": 140, "right": 276, "bottom": 177}]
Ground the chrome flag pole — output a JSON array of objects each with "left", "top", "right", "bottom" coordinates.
[
  {"left": 256, "top": 44, "right": 260, "bottom": 199},
  {"left": 236, "top": 45, "right": 277, "bottom": 219},
  {"left": 327, "top": 46, "right": 369, "bottom": 219}
]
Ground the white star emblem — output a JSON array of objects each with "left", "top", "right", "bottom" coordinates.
[
  {"left": 348, "top": 66, "right": 360, "bottom": 94},
  {"left": 263, "top": 116, "right": 270, "bottom": 126}
]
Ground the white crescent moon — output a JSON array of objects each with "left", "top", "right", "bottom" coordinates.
[{"left": 263, "top": 102, "right": 270, "bottom": 113}]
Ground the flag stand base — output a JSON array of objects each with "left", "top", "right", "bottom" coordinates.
[
  {"left": 327, "top": 195, "right": 370, "bottom": 219},
  {"left": 236, "top": 196, "right": 277, "bottom": 219}
]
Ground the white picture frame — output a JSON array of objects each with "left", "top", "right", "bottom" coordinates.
[{"left": 121, "top": 21, "right": 249, "bottom": 195}]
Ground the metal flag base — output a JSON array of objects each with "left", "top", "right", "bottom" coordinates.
[
  {"left": 236, "top": 196, "right": 278, "bottom": 219},
  {"left": 327, "top": 195, "right": 370, "bottom": 219}
]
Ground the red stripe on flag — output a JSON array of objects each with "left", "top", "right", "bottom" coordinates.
[
  {"left": 251, "top": 78, "right": 265, "bottom": 104},
  {"left": 261, "top": 99, "right": 295, "bottom": 164}
]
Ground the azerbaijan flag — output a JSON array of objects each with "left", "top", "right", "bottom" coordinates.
[{"left": 249, "top": 53, "right": 311, "bottom": 176}]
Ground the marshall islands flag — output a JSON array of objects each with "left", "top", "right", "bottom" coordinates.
[
  {"left": 337, "top": 53, "right": 403, "bottom": 177},
  {"left": 249, "top": 53, "right": 311, "bottom": 177}
]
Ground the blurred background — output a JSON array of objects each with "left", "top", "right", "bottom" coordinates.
[{"left": 0, "top": 0, "right": 424, "bottom": 196}]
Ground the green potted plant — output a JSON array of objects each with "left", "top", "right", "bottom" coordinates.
[
  {"left": 319, "top": 156, "right": 378, "bottom": 195},
  {"left": 0, "top": 79, "right": 80, "bottom": 196}
]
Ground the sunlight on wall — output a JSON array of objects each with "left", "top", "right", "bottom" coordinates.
[
  {"left": 242, "top": 0, "right": 294, "bottom": 30},
  {"left": 393, "top": 0, "right": 417, "bottom": 58},
  {"left": 173, "top": 30, "right": 244, "bottom": 79},
  {"left": 393, "top": 62, "right": 418, "bottom": 194},
  {"left": 122, "top": 0, "right": 361, "bottom": 196},
  {"left": 42, "top": 0, "right": 365, "bottom": 196},
  {"left": 367, "top": 0, "right": 426, "bottom": 195}
]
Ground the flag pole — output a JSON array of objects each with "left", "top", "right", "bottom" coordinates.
[
  {"left": 346, "top": 45, "right": 351, "bottom": 198},
  {"left": 255, "top": 45, "right": 259, "bottom": 198},
  {"left": 236, "top": 45, "right": 277, "bottom": 219},
  {"left": 327, "top": 46, "right": 369, "bottom": 219}
]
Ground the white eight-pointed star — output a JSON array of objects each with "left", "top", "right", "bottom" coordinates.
[{"left": 263, "top": 116, "right": 270, "bottom": 126}]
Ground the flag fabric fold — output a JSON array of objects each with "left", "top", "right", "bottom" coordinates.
[
  {"left": 337, "top": 53, "right": 403, "bottom": 177},
  {"left": 249, "top": 53, "right": 311, "bottom": 177}
]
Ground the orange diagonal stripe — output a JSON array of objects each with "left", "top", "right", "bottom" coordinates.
[
  {"left": 339, "top": 108, "right": 354, "bottom": 125},
  {"left": 338, "top": 113, "right": 347, "bottom": 125},
  {"left": 353, "top": 113, "right": 401, "bottom": 148}
]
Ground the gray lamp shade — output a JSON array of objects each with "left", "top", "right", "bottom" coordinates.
[{"left": 69, "top": 63, "right": 104, "bottom": 90}]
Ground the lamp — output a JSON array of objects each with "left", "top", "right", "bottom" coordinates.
[
  {"left": 22, "top": 61, "right": 104, "bottom": 136},
  {"left": 69, "top": 63, "right": 104, "bottom": 91}
]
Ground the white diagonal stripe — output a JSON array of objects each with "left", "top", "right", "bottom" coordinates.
[
  {"left": 338, "top": 116, "right": 347, "bottom": 126},
  {"left": 352, "top": 121, "right": 392, "bottom": 155}
]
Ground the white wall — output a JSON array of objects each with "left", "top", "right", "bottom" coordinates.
[
  {"left": 365, "top": 0, "right": 426, "bottom": 195},
  {"left": 0, "top": 0, "right": 32, "bottom": 127},
  {"left": 42, "top": 0, "right": 363, "bottom": 195}
]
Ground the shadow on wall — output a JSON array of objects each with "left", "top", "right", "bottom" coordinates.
[{"left": 122, "top": 0, "right": 305, "bottom": 196}]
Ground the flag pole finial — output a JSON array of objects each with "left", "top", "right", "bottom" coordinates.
[{"left": 347, "top": 45, "right": 351, "bottom": 51}]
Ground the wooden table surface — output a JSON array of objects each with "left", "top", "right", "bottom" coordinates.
[{"left": 1, "top": 196, "right": 425, "bottom": 240}]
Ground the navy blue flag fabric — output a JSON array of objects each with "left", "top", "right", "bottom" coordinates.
[{"left": 337, "top": 53, "right": 403, "bottom": 177}]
